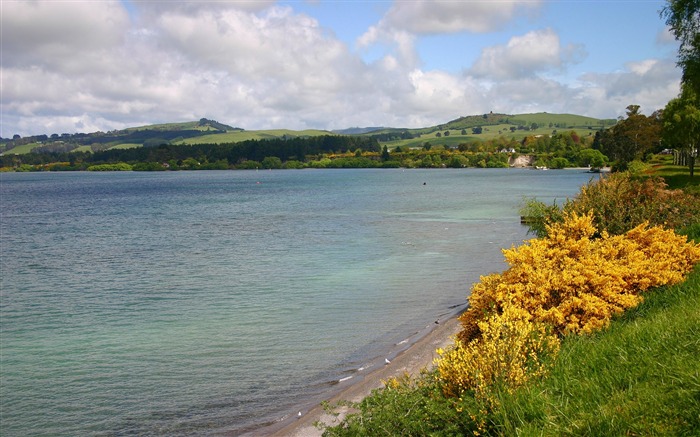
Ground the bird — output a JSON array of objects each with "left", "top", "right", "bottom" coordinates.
[{"left": 385, "top": 358, "right": 391, "bottom": 365}]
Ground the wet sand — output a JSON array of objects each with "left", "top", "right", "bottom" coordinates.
[{"left": 268, "top": 315, "right": 463, "bottom": 437}]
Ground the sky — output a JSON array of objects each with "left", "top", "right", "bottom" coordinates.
[{"left": 0, "top": 0, "right": 683, "bottom": 138}]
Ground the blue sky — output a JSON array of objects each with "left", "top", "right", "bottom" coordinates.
[{"left": 1, "top": 0, "right": 682, "bottom": 137}]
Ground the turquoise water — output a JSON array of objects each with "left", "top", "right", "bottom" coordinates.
[{"left": 0, "top": 169, "right": 596, "bottom": 435}]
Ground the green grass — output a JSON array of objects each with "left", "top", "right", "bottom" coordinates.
[
  {"left": 3, "top": 142, "right": 42, "bottom": 154},
  {"left": 124, "top": 121, "right": 204, "bottom": 131},
  {"left": 324, "top": 265, "right": 700, "bottom": 436},
  {"left": 176, "top": 129, "right": 332, "bottom": 145},
  {"left": 108, "top": 143, "right": 142, "bottom": 150},
  {"left": 507, "top": 112, "right": 616, "bottom": 129},
  {"left": 647, "top": 154, "right": 699, "bottom": 191},
  {"left": 380, "top": 124, "right": 600, "bottom": 150},
  {"left": 500, "top": 265, "right": 700, "bottom": 436}
]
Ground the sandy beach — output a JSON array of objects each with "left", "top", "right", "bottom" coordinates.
[{"left": 263, "top": 315, "right": 463, "bottom": 437}]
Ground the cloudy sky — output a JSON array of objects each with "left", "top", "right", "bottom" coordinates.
[{"left": 1, "top": 0, "right": 682, "bottom": 138}]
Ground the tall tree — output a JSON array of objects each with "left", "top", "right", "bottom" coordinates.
[
  {"left": 661, "top": 0, "right": 700, "bottom": 94},
  {"left": 600, "top": 105, "right": 662, "bottom": 169},
  {"left": 662, "top": 83, "right": 699, "bottom": 176}
]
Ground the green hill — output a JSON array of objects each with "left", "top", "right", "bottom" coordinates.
[{"left": 1, "top": 112, "right": 616, "bottom": 155}]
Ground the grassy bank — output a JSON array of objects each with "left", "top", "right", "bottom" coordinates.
[
  {"left": 491, "top": 263, "right": 700, "bottom": 436},
  {"left": 323, "top": 265, "right": 700, "bottom": 437}
]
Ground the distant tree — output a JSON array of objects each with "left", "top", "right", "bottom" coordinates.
[
  {"left": 578, "top": 148, "right": 607, "bottom": 168},
  {"left": 601, "top": 105, "right": 662, "bottom": 169},
  {"left": 381, "top": 145, "right": 391, "bottom": 161},
  {"left": 530, "top": 122, "right": 539, "bottom": 130},
  {"left": 444, "top": 131, "right": 450, "bottom": 136},
  {"left": 435, "top": 132, "right": 442, "bottom": 138},
  {"left": 661, "top": 0, "right": 700, "bottom": 94},
  {"left": 461, "top": 129, "right": 467, "bottom": 135},
  {"left": 662, "top": 83, "right": 699, "bottom": 177},
  {"left": 262, "top": 156, "right": 283, "bottom": 169},
  {"left": 472, "top": 127, "right": 483, "bottom": 134},
  {"left": 448, "top": 154, "right": 469, "bottom": 168}
]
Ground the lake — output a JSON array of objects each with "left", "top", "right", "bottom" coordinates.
[{"left": 0, "top": 168, "right": 597, "bottom": 435}]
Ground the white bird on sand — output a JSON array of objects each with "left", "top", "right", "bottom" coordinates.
[
  {"left": 298, "top": 411, "right": 302, "bottom": 417},
  {"left": 385, "top": 358, "right": 391, "bottom": 365}
]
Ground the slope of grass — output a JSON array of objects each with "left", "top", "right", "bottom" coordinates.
[
  {"left": 508, "top": 112, "right": 616, "bottom": 128},
  {"left": 497, "top": 264, "right": 700, "bottom": 436},
  {"left": 324, "top": 264, "right": 700, "bottom": 436},
  {"left": 382, "top": 124, "right": 599, "bottom": 150},
  {"left": 2, "top": 142, "right": 42, "bottom": 154},
  {"left": 646, "top": 154, "right": 698, "bottom": 191},
  {"left": 175, "top": 129, "right": 332, "bottom": 145}
]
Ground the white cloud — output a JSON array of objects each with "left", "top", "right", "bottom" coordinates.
[
  {"left": 1, "top": 0, "right": 129, "bottom": 70},
  {"left": 357, "top": 0, "right": 543, "bottom": 73},
  {"left": 0, "top": 0, "right": 683, "bottom": 138},
  {"left": 570, "top": 58, "right": 681, "bottom": 117},
  {"left": 382, "top": 0, "right": 542, "bottom": 34},
  {"left": 470, "top": 28, "right": 586, "bottom": 79},
  {"left": 656, "top": 26, "right": 677, "bottom": 45}
]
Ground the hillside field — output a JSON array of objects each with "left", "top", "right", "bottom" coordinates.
[{"left": 1, "top": 112, "right": 615, "bottom": 155}]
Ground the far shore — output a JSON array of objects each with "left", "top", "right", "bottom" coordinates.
[{"left": 254, "top": 315, "right": 464, "bottom": 437}]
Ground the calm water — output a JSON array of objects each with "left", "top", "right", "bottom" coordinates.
[{"left": 1, "top": 169, "right": 596, "bottom": 436}]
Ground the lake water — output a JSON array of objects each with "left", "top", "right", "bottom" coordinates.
[{"left": 0, "top": 169, "right": 597, "bottom": 436}]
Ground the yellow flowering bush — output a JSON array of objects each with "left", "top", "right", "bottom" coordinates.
[
  {"left": 437, "top": 302, "right": 559, "bottom": 404},
  {"left": 458, "top": 212, "right": 700, "bottom": 343},
  {"left": 437, "top": 211, "right": 700, "bottom": 403}
]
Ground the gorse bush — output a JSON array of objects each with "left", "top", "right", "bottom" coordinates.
[
  {"left": 522, "top": 172, "right": 700, "bottom": 237},
  {"left": 567, "top": 173, "right": 700, "bottom": 235},
  {"left": 436, "top": 303, "right": 559, "bottom": 404},
  {"left": 457, "top": 212, "right": 700, "bottom": 344},
  {"left": 439, "top": 212, "right": 700, "bottom": 406}
]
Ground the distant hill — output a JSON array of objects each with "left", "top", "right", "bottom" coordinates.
[
  {"left": 125, "top": 118, "right": 241, "bottom": 133},
  {"left": 332, "top": 127, "right": 386, "bottom": 135},
  {"left": 1, "top": 113, "right": 616, "bottom": 155}
]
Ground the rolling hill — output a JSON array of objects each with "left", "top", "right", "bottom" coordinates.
[{"left": 1, "top": 113, "right": 616, "bottom": 155}]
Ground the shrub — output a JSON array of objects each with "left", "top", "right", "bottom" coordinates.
[
  {"left": 565, "top": 172, "right": 700, "bottom": 235},
  {"left": 86, "top": 162, "right": 132, "bottom": 171},
  {"left": 437, "top": 303, "right": 560, "bottom": 405},
  {"left": 523, "top": 172, "right": 700, "bottom": 237},
  {"left": 457, "top": 212, "right": 700, "bottom": 345}
]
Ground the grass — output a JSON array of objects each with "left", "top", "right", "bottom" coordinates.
[
  {"left": 176, "top": 129, "right": 332, "bottom": 145},
  {"left": 108, "top": 143, "right": 142, "bottom": 150},
  {"left": 3, "top": 142, "right": 42, "bottom": 154},
  {"left": 646, "top": 154, "right": 698, "bottom": 191},
  {"left": 499, "top": 265, "right": 700, "bottom": 436},
  {"left": 324, "top": 265, "right": 700, "bottom": 436},
  {"left": 381, "top": 124, "right": 600, "bottom": 150}
]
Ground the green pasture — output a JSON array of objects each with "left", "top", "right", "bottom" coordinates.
[
  {"left": 3, "top": 142, "right": 42, "bottom": 154},
  {"left": 124, "top": 121, "right": 204, "bottom": 132},
  {"left": 177, "top": 129, "right": 332, "bottom": 145},
  {"left": 108, "top": 143, "right": 142, "bottom": 150},
  {"left": 382, "top": 124, "right": 600, "bottom": 150}
]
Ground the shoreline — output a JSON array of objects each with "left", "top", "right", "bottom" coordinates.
[{"left": 260, "top": 314, "right": 464, "bottom": 437}]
